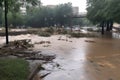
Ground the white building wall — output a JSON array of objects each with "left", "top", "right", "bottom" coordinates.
[{"left": 72, "top": 7, "right": 79, "bottom": 15}]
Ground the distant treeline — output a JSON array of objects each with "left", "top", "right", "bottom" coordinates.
[{"left": 0, "top": 1, "right": 91, "bottom": 28}]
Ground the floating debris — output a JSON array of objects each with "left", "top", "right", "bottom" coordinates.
[
  {"left": 35, "top": 41, "right": 46, "bottom": 44},
  {"left": 85, "top": 40, "right": 96, "bottom": 43},
  {"left": 43, "top": 45, "right": 51, "bottom": 47},
  {"left": 28, "top": 64, "right": 45, "bottom": 80},
  {"left": 25, "top": 54, "right": 55, "bottom": 61},
  {"left": 46, "top": 41, "right": 51, "bottom": 44},
  {"left": 0, "top": 39, "right": 34, "bottom": 56},
  {"left": 35, "top": 41, "right": 51, "bottom": 44}
]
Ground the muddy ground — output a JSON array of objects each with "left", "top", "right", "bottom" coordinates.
[{"left": 0, "top": 34, "right": 120, "bottom": 80}]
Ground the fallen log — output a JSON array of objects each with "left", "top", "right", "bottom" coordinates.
[
  {"left": 28, "top": 64, "right": 44, "bottom": 80},
  {"left": 25, "top": 56, "right": 55, "bottom": 61}
]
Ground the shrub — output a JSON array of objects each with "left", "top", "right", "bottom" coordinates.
[
  {"left": 44, "top": 27, "right": 54, "bottom": 34},
  {"left": 56, "top": 28, "right": 68, "bottom": 34},
  {"left": 70, "top": 32, "right": 84, "bottom": 38},
  {"left": 38, "top": 31, "right": 51, "bottom": 37},
  {"left": 70, "top": 32, "right": 98, "bottom": 38}
]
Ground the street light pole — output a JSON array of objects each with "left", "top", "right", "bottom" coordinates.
[{"left": 4, "top": 0, "right": 9, "bottom": 44}]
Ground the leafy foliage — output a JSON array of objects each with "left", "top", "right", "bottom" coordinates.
[
  {"left": 0, "top": 1, "right": 90, "bottom": 28},
  {"left": 87, "top": 0, "right": 120, "bottom": 33},
  {"left": 26, "top": 3, "right": 73, "bottom": 27},
  {"left": 0, "top": 0, "right": 40, "bottom": 27},
  {"left": 87, "top": 0, "right": 120, "bottom": 23}
]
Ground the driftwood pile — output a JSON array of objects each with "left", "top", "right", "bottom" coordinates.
[
  {"left": 8, "top": 39, "right": 34, "bottom": 49},
  {"left": 0, "top": 39, "right": 34, "bottom": 56},
  {"left": 34, "top": 41, "right": 51, "bottom": 44},
  {"left": 0, "top": 39, "right": 56, "bottom": 80},
  {"left": 0, "top": 39, "right": 55, "bottom": 61}
]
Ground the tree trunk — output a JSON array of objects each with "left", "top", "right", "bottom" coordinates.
[
  {"left": 110, "top": 20, "right": 113, "bottom": 31},
  {"left": 4, "top": 0, "right": 9, "bottom": 44},
  {"left": 106, "top": 21, "right": 110, "bottom": 31},
  {"left": 101, "top": 21, "right": 105, "bottom": 35},
  {"left": 70, "top": 19, "right": 73, "bottom": 32}
]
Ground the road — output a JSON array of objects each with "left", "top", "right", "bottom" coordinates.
[{"left": 33, "top": 35, "right": 120, "bottom": 80}]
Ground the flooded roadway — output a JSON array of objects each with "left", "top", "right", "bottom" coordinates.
[
  {"left": 34, "top": 35, "right": 120, "bottom": 80},
  {"left": 1, "top": 34, "right": 120, "bottom": 80}
]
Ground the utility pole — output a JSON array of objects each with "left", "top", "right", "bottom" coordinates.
[{"left": 4, "top": 0, "right": 9, "bottom": 44}]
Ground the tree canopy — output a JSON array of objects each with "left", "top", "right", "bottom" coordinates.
[
  {"left": 0, "top": 1, "right": 90, "bottom": 28},
  {"left": 25, "top": 2, "right": 73, "bottom": 27},
  {"left": 0, "top": 0, "right": 40, "bottom": 26},
  {"left": 87, "top": 0, "right": 120, "bottom": 33},
  {"left": 87, "top": 0, "right": 120, "bottom": 24}
]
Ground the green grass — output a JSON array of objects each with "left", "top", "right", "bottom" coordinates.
[{"left": 0, "top": 58, "right": 29, "bottom": 80}]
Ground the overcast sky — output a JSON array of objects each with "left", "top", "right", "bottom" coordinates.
[{"left": 41, "top": 0, "right": 87, "bottom": 12}]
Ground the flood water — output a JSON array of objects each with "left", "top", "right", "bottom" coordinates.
[
  {"left": 0, "top": 34, "right": 120, "bottom": 80},
  {"left": 33, "top": 34, "right": 120, "bottom": 80}
]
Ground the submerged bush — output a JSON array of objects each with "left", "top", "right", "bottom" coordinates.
[
  {"left": 70, "top": 32, "right": 98, "bottom": 38},
  {"left": 44, "top": 27, "right": 54, "bottom": 34},
  {"left": 38, "top": 31, "right": 51, "bottom": 37},
  {"left": 70, "top": 32, "right": 83, "bottom": 38},
  {"left": 56, "top": 28, "right": 68, "bottom": 34}
]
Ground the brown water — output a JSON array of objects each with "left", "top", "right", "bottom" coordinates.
[
  {"left": 1, "top": 34, "right": 120, "bottom": 80},
  {"left": 34, "top": 35, "right": 120, "bottom": 80}
]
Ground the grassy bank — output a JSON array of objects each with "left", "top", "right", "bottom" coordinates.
[{"left": 0, "top": 58, "right": 29, "bottom": 80}]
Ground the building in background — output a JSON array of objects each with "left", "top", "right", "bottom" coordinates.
[
  {"left": 20, "top": 7, "right": 26, "bottom": 15},
  {"left": 46, "top": 5, "right": 79, "bottom": 15},
  {"left": 19, "top": 0, "right": 27, "bottom": 15},
  {"left": 20, "top": 3, "right": 79, "bottom": 15},
  {"left": 72, "top": 7, "right": 79, "bottom": 15},
  {"left": 46, "top": 5, "right": 56, "bottom": 8}
]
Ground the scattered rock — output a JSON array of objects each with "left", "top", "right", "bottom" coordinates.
[
  {"left": 40, "top": 73, "right": 50, "bottom": 79},
  {"left": 109, "top": 78, "right": 113, "bottom": 80},
  {"left": 61, "top": 39, "right": 65, "bottom": 41},
  {"left": 95, "top": 68, "right": 101, "bottom": 71},
  {"left": 69, "top": 41, "right": 72, "bottom": 42},
  {"left": 58, "top": 39, "right": 61, "bottom": 40},
  {"left": 25, "top": 54, "right": 55, "bottom": 61},
  {"left": 35, "top": 41, "right": 46, "bottom": 44},
  {"left": 46, "top": 41, "right": 51, "bottom": 44},
  {"left": 85, "top": 40, "right": 96, "bottom": 43},
  {"left": 98, "top": 64, "right": 105, "bottom": 67},
  {"left": 58, "top": 36, "right": 62, "bottom": 40},
  {"left": 28, "top": 64, "right": 44, "bottom": 80},
  {"left": 43, "top": 45, "right": 51, "bottom": 47},
  {"left": 89, "top": 60, "right": 94, "bottom": 63},
  {"left": 35, "top": 41, "right": 51, "bottom": 45},
  {"left": 56, "top": 63, "right": 60, "bottom": 67}
]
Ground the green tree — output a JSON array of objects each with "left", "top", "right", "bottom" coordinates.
[
  {"left": 0, "top": 8, "right": 3, "bottom": 26},
  {"left": 87, "top": 0, "right": 113, "bottom": 34},
  {"left": 0, "top": 0, "right": 40, "bottom": 44},
  {"left": 26, "top": 3, "right": 73, "bottom": 27},
  {"left": 55, "top": 2, "right": 73, "bottom": 27}
]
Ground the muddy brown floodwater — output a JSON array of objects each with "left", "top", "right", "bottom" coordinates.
[{"left": 0, "top": 34, "right": 120, "bottom": 80}]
